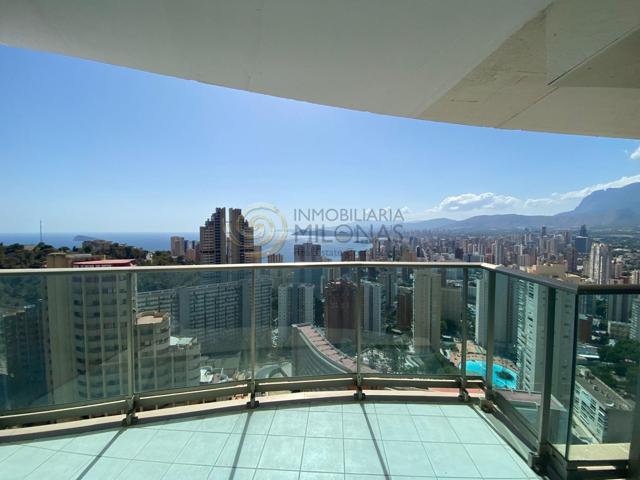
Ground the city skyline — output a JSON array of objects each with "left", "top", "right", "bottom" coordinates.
[{"left": 2, "top": 45, "right": 640, "bottom": 233}]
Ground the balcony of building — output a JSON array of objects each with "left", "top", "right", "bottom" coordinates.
[
  {"left": 1, "top": 262, "right": 639, "bottom": 480},
  {"left": 1, "top": 396, "right": 541, "bottom": 480},
  {"left": 2, "top": 1, "right": 640, "bottom": 479}
]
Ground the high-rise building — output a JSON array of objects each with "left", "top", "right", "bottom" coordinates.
[
  {"left": 474, "top": 274, "right": 512, "bottom": 350},
  {"left": 441, "top": 286, "right": 462, "bottom": 330},
  {"left": 630, "top": 298, "right": 640, "bottom": 341},
  {"left": 513, "top": 280, "right": 576, "bottom": 393},
  {"left": 200, "top": 208, "right": 227, "bottom": 264},
  {"left": 588, "top": 242, "right": 611, "bottom": 284},
  {"left": 413, "top": 270, "right": 442, "bottom": 354},
  {"left": 573, "top": 367, "right": 633, "bottom": 443},
  {"left": 579, "top": 224, "right": 588, "bottom": 237},
  {"left": 134, "top": 311, "right": 201, "bottom": 392},
  {"left": 324, "top": 280, "right": 356, "bottom": 346},
  {"left": 574, "top": 236, "right": 591, "bottom": 254},
  {"left": 228, "top": 208, "right": 258, "bottom": 264},
  {"left": 492, "top": 241, "right": 504, "bottom": 266},
  {"left": 277, "top": 283, "right": 314, "bottom": 346},
  {"left": 515, "top": 280, "right": 545, "bottom": 391},
  {"left": 566, "top": 245, "right": 578, "bottom": 274},
  {"left": 341, "top": 250, "right": 356, "bottom": 261},
  {"left": 396, "top": 286, "right": 413, "bottom": 330},
  {"left": 0, "top": 305, "right": 47, "bottom": 409},
  {"left": 294, "top": 242, "right": 323, "bottom": 290},
  {"left": 184, "top": 240, "right": 199, "bottom": 262},
  {"left": 170, "top": 236, "right": 186, "bottom": 257},
  {"left": 294, "top": 243, "right": 322, "bottom": 262},
  {"left": 607, "top": 294, "right": 630, "bottom": 323},
  {"left": 45, "top": 255, "right": 136, "bottom": 403},
  {"left": 632, "top": 270, "right": 640, "bottom": 284},
  {"left": 379, "top": 269, "right": 397, "bottom": 314},
  {"left": 268, "top": 254, "right": 283, "bottom": 263},
  {"left": 362, "top": 281, "right": 382, "bottom": 334},
  {"left": 137, "top": 277, "right": 272, "bottom": 361}
]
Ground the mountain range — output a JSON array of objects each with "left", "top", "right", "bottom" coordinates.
[{"left": 405, "top": 182, "right": 640, "bottom": 231}]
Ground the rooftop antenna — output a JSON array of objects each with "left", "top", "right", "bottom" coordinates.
[{"left": 39, "top": 219, "right": 43, "bottom": 243}]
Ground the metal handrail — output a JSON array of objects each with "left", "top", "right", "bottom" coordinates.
[{"left": 1, "top": 260, "right": 639, "bottom": 479}]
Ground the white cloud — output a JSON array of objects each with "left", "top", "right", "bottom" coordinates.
[
  {"left": 631, "top": 145, "right": 640, "bottom": 161},
  {"left": 550, "top": 174, "right": 640, "bottom": 201},
  {"left": 422, "top": 174, "right": 640, "bottom": 219},
  {"left": 429, "top": 192, "right": 521, "bottom": 213},
  {"left": 523, "top": 198, "right": 556, "bottom": 209}
]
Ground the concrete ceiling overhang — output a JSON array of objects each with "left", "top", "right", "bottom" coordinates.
[{"left": 1, "top": 0, "right": 639, "bottom": 138}]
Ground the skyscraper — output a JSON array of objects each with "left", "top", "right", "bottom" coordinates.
[
  {"left": 294, "top": 243, "right": 322, "bottom": 262},
  {"left": 134, "top": 311, "right": 201, "bottom": 392},
  {"left": 341, "top": 250, "right": 356, "bottom": 261},
  {"left": 474, "top": 274, "right": 509, "bottom": 350},
  {"left": 268, "top": 254, "right": 283, "bottom": 263},
  {"left": 413, "top": 269, "right": 442, "bottom": 354},
  {"left": 200, "top": 208, "right": 227, "bottom": 264},
  {"left": 0, "top": 304, "right": 47, "bottom": 409},
  {"left": 579, "top": 224, "right": 588, "bottom": 237},
  {"left": 294, "top": 242, "right": 322, "bottom": 290},
  {"left": 574, "top": 236, "right": 591, "bottom": 254},
  {"left": 277, "top": 283, "right": 314, "bottom": 346},
  {"left": 45, "top": 256, "right": 135, "bottom": 403},
  {"left": 324, "top": 280, "right": 356, "bottom": 346},
  {"left": 492, "top": 241, "right": 504, "bottom": 266},
  {"left": 170, "top": 236, "right": 186, "bottom": 257},
  {"left": 588, "top": 242, "right": 611, "bottom": 284},
  {"left": 396, "top": 286, "right": 413, "bottom": 331},
  {"left": 630, "top": 298, "right": 640, "bottom": 341},
  {"left": 228, "top": 208, "right": 258, "bottom": 264},
  {"left": 379, "top": 269, "right": 397, "bottom": 314},
  {"left": 362, "top": 280, "right": 382, "bottom": 334},
  {"left": 566, "top": 245, "right": 578, "bottom": 273}
]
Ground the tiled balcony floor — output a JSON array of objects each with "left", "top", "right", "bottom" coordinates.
[{"left": 0, "top": 401, "right": 541, "bottom": 480}]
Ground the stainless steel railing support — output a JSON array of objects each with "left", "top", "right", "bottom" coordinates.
[
  {"left": 629, "top": 365, "right": 640, "bottom": 479},
  {"left": 531, "top": 287, "right": 556, "bottom": 470},
  {"left": 124, "top": 271, "right": 139, "bottom": 426},
  {"left": 483, "top": 270, "right": 497, "bottom": 406},
  {"left": 355, "top": 267, "right": 365, "bottom": 400},
  {"left": 458, "top": 268, "right": 469, "bottom": 402},
  {"left": 248, "top": 269, "right": 259, "bottom": 408}
]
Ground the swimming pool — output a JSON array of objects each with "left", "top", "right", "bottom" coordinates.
[{"left": 463, "top": 359, "right": 518, "bottom": 390}]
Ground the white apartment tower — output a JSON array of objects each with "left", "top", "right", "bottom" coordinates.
[
  {"left": 413, "top": 269, "right": 442, "bottom": 354},
  {"left": 277, "top": 283, "right": 314, "bottom": 346},
  {"left": 588, "top": 242, "right": 611, "bottom": 284},
  {"left": 362, "top": 281, "right": 383, "bottom": 335}
]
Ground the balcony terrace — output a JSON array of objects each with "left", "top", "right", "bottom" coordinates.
[
  {"left": 1, "top": 396, "right": 539, "bottom": 480},
  {"left": 0, "top": 262, "right": 639, "bottom": 480}
]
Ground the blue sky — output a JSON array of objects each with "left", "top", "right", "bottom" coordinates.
[{"left": 1, "top": 45, "right": 640, "bottom": 233}]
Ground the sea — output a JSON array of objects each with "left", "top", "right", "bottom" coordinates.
[{"left": 0, "top": 232, "right": 371, "bottom": 263}]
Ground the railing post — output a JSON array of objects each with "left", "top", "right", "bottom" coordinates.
[
  {"left": 532, "top": 286, "right": 556, "bottom": 470},
  {"left": 563, "top": 292, "right": 581, "bottom": 461},
  {"left": 459, "top": 267, "right": 469, "bottom": 401},
  {"left": 629, "top": 365, "right": 640, "bottom": 479},
  {"left": 484, "top": 270, "right": 496, "bottom": 398},
  {"left": 124, "top": 271, "right": 138, "bottom": 426},
  {"left": 355, "top": 267, "right": 364, "bottom": 400},
  {"left": 248, "top": 269, "right": 259, "bottom": 408}
]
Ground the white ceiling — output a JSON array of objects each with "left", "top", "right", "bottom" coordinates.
[{"left": 1, "top": 0, "right": 639, "bottom": 138}]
